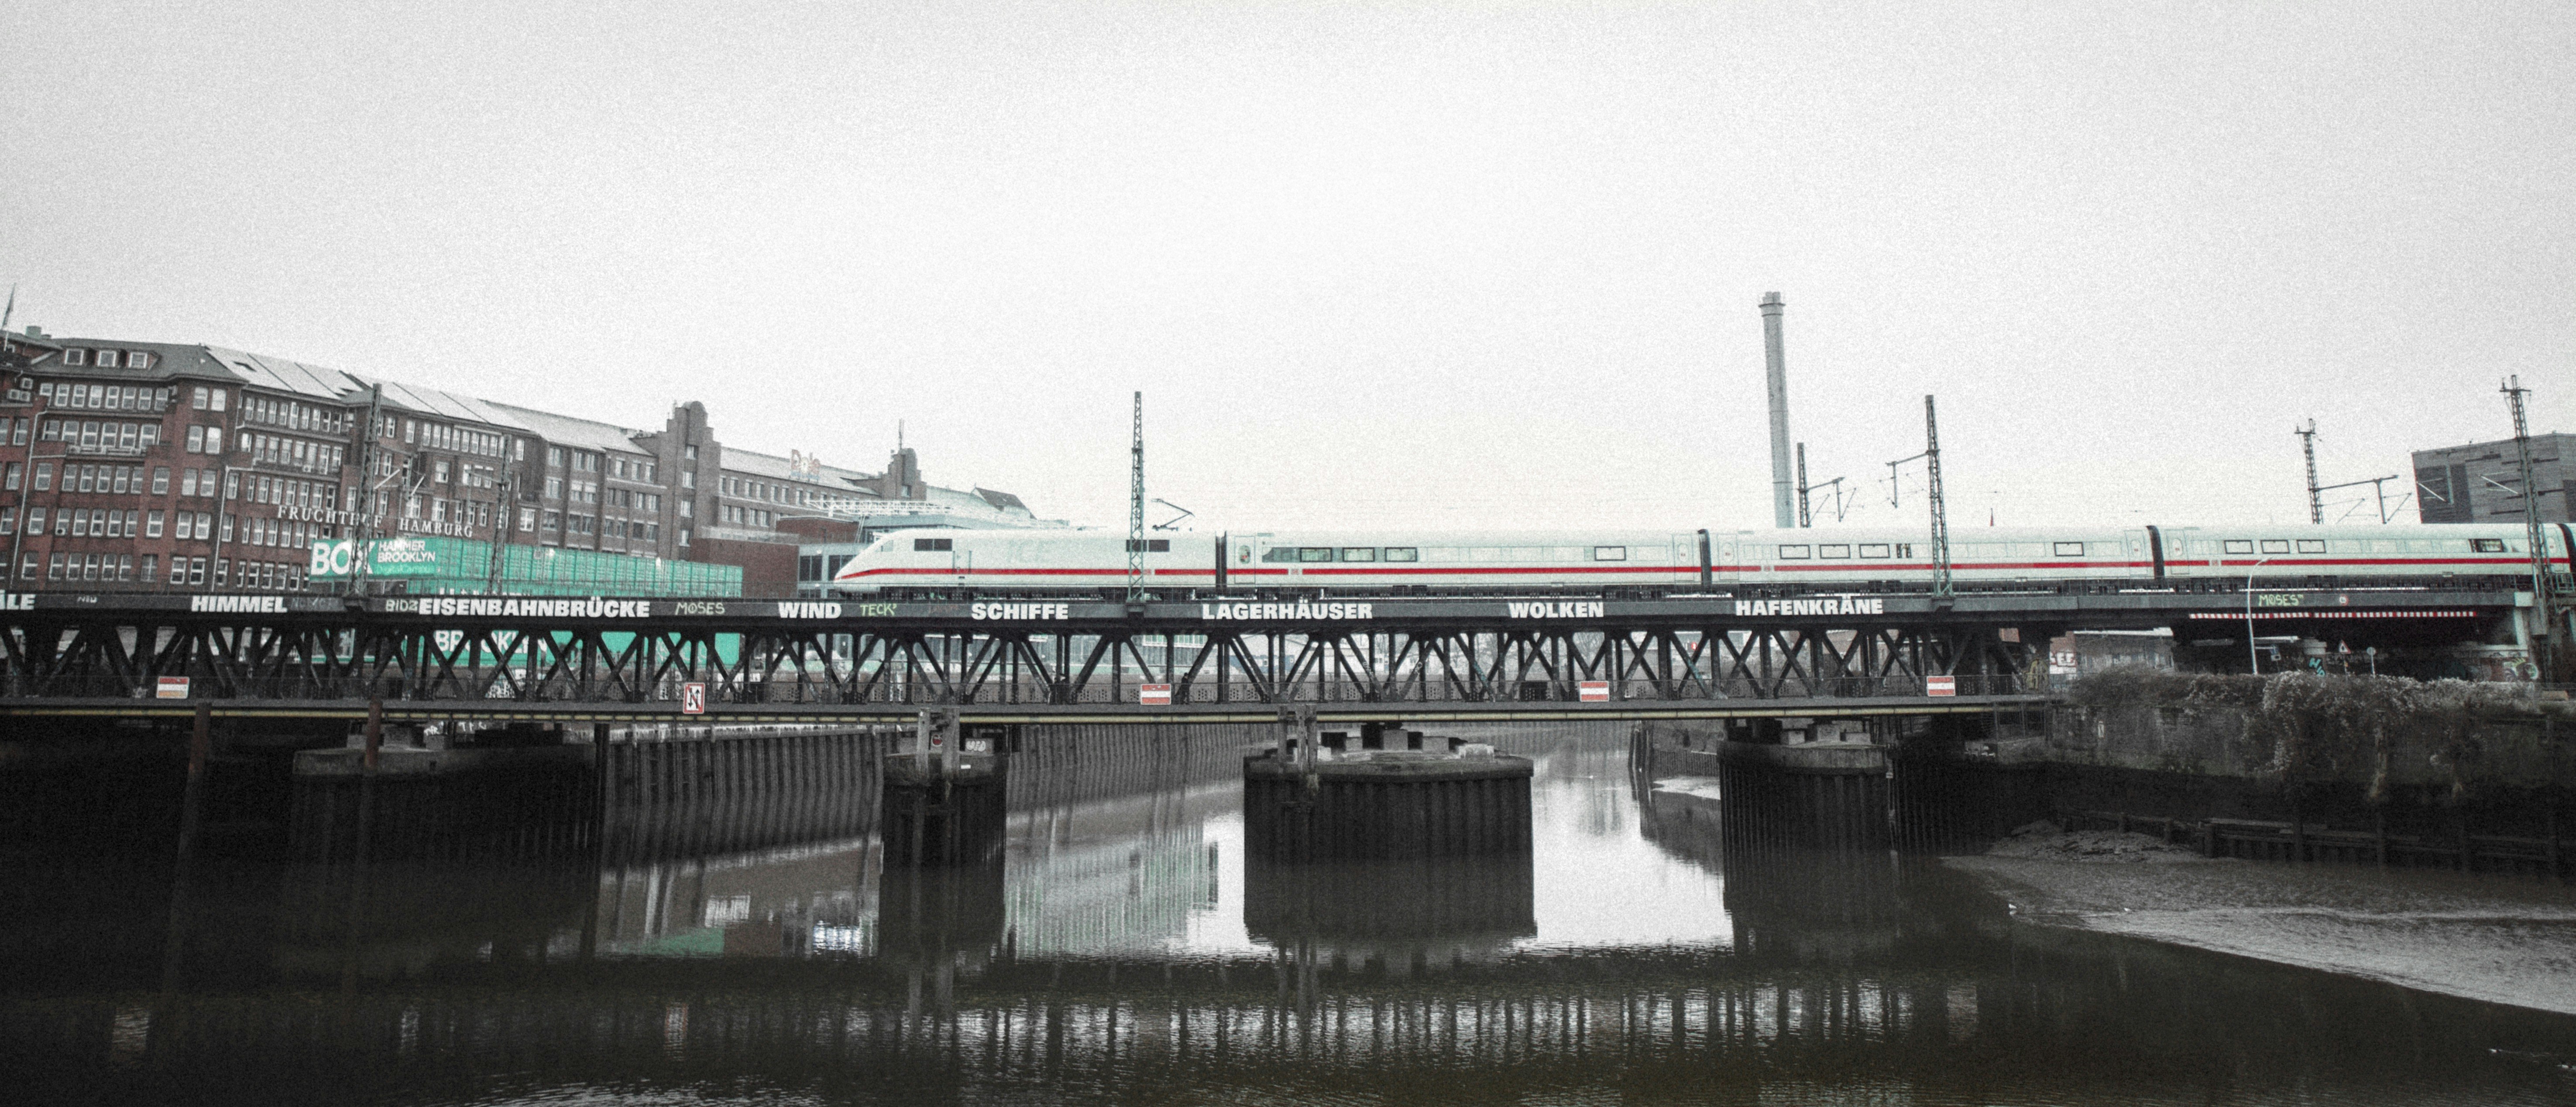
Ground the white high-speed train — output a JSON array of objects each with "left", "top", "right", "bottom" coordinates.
[{"left": 826, "top": 523, "right": 2574, "bottom": 598}]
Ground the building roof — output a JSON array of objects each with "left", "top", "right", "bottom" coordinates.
[
  {"left": 34, "top": 340, "right": 241, "bottom": 385},
  {"left": 206, "top": 346, "right": 364, "bottom": 403},
  {"left": 720, "top": 446, "right": 880, "bottom": 490},
  {"left": 343, "top": 371, "right": 536, "bottom": 430},
  {"left": 484, "top": 401, "right": 649, "bottom": 457},
  {"left": 974, "top": 487, "right": 1030, "bottom": 513}
]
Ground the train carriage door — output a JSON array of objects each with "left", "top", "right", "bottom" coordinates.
[{"left": 1674, "top": 533, "right": 1701, "bottom": 586}]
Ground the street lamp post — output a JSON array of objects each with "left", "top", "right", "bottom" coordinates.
[{"left": 2245, "top": 557, "right": 2273, "bottom": 675}]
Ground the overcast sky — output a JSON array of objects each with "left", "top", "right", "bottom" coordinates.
[{"left": 3, "top": 2, "right": 2569, "bottom": 535}]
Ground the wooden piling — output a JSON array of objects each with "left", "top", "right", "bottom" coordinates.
[{"left": 158, "top": 705, "right": 214, "bottom": 994}]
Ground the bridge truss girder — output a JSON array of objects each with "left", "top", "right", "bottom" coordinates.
[{"left": 0, "top": 618, "right": 2037, "bottom": 705}]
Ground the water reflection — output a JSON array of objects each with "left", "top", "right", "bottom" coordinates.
[{"left": 5, "top": 721, "right": 2574, "bottom": 1107}]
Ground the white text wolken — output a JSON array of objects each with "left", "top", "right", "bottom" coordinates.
[
  {"left": 1506, "top": 601, "right": 1605, "bottom": 619},
  {"left": 1732, "top": 597, "right": 1886, "bottom": 616}
]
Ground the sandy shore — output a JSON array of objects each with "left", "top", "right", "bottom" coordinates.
[{"left": 1946, "top": 825, "right": 2576, "bottom": 1016}]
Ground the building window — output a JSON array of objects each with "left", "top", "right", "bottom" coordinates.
[
  {"left": 32, "top": 462, "right": 51, "bottom": 491},
  {"left": 677, "top": 528, "right": 689, "bottom": 547},
  {"left": 208, "top": 389, "right": 225, "bottom": 411},
  {"left": 147, "top": 510, "right": 164, "bottom": 538}
]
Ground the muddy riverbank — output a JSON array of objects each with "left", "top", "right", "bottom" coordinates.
[{"left": 1948, "top": 824, "right": 2576, "bottom": 1015}]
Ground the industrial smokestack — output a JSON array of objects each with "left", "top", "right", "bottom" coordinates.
[{"left": 1761, "top": 292, "right": 1794, "bottom": 529}]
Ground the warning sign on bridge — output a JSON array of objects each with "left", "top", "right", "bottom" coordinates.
[
  {"left": 155, "top": 676, "right": 190, "bottom": 699},
  {"left": 1139, "top": 683, "right": 1172, "bottom": 706},
  {"left": 1578, "top": 681, "right": 1611, "bottom": 702},
  {"left": 680, "top": 682, "right": 708, "bottom": 714},
  {"left": 1925, "top": 675, "right": 1956, "bottom": 697}
]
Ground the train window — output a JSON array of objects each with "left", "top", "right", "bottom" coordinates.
[
  {"left": 1819, "top": 544, "right": 1850, "bottom": 558},
  {"left": 1896, "top": 543, "right": 1913, "bottom": 558},
  {"left": 2223, "top": 540, "right": 2254, "bottom": 554},
  {"left": 2260, "top": 540, "right": 2289, "bottom": 554},
  {"left": 1384, "top": 547, "right": 1419, "bottom": 562},
  {"left": 2296, "top": 539, "right": 2326, "bottom": 554},
  {"left": 1262, "top": 547, "right": 1298, "bottom": 563},
  {"left": 1340, "top": 547, "right": 1376, "bottom": 562},
  {"left": 1777, "top": 545, "right": 1810, "bottom": 560},
  {"left": 913, "top": 537, "right": 953, "bottom": 552},
  {"left": 1125, "top": 539, "right": 1171, "bottom": 552},
  {"left": 1593, "top": 546, "right": 1626, "bottom": 561},
  {"left": 1856, "top": 544, "right": 1890, "bottom": 558},
  {"left": 2054, "top": 542, "right": 2084, "bottom": 557},
  {"left": 1298, "top": 547, "right": 1334, "bottom": 562},
  {"left": 2471, "top": 538, "right": 2506, "bottom": 553}
]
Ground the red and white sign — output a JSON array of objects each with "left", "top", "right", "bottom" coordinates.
[
  {"left": 1139, "top": 683, "right": 1172, "bottom": 706},
  {"left": 680, "top": 681, "right": 708, "bottom": 715},
  {"left": 1926, "top": 675, "right": 1957, "bottom": 697},
  {"left": 1578, "top": 680, "right": 1611, "bottom": 702},
  {"left": 155, "top": 676, "right": 190, "bottom": 699}
]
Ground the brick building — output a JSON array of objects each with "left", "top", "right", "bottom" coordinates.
[
  {"left": 0, "top": 329, "right": 1039, "bottom": 596},
  {"left": 2413, "top": 433, "right": 2573, "bottom": 525}
]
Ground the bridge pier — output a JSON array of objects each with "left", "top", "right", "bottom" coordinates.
[
  {"left": 880, "top": 710, "right": 1008, "bottom": 868},
  {"left": 1245, "top": 707, "right": 1533, "bottom": 863}
]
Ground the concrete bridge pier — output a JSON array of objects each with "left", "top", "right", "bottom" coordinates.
[
  {"left": 1245, "top": 706, "right": 1534, "bottom": 863},
  {"left": 880, "top": 709, "right": 1008, "bottom": 868},
  {"left": 1714, "top": 740, "right": 1894, "bottom": 857}
]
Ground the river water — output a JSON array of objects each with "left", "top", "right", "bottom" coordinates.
[{"left": 4, "top": 723, "right": 2572, "bottom": 1106}]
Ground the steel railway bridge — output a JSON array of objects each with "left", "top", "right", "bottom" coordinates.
[{"left": 0, "top": 587, "right": 2523, "bottom": 724}]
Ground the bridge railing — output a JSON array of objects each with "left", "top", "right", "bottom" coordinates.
[{"left": 2, "top": 670, "right": 2036, "bottom": 706}]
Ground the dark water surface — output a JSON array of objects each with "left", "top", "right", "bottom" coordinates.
[{"left": 4, "top": 723, "right": 2573, "bottom": 1106}]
